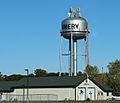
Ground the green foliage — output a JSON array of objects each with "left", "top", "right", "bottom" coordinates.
[
  {"left": 77, "top": 71, "right": 82, "bottom": 76},
  {"left": 47, "top": 72, "right": 59, "bottom": 76},
  {"left": 0, "top": 72, "right": 5, "bottom": 81},
  {"left": 5, "top": 74, "right": 24, "bottom": 81},
  {"left": 106, "top": 59, "right": 120, "bottom": 95},
  {"left": 107, "top": 59, "right": 120, "bottom": 75},
  {"left": 106, "top": 74, "right": 120, "bottom": 96},
  {"left": 34, "top": 68, "right": 47, "bottom": 77},
  {"left": 85, "top": 65, "right": 99, "bottom": 76},
  {"left": 93, "top": 74, "right": 108, "bottom": 85}
]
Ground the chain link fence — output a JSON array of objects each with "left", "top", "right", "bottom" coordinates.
[{"left": 3, "top": 94, "right": 58, "bottom": 103}]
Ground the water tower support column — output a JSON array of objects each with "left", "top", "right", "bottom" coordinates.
[
  {"left": 69, "top": 32, "right": 73, "bottom": 76},
  {"left": 84, "top": 33, "right": 89, "bottom": 68},
  {"left": 59, "top": 34, "right": 62, "bottom": 76},
  {"left": 73, "top": 40, "right": 77, "bottom": 76}
]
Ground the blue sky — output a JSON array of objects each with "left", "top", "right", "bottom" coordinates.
[{"left": 0, "top": 0, "right": 120, "bottom": 75}]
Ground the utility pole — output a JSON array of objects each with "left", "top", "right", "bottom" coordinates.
[{"left": 25, "top": 68, "right": 29, "bottom": 102}]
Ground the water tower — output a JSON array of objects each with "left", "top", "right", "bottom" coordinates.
[{"left": 60, "top": 8, "right": 90, "bottom": 76}]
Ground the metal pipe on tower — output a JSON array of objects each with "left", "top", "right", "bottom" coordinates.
[{"left": 73, "top": 40, "right": 77, "bottom": 76}]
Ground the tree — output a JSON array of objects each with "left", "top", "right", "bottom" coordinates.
[
  {"left": 77, "top": 71, "right": 82, "bottom": 76},
  {"left": 85, "top": 65, "right": 99, "bottom": 76},
  {"left": 47, "top": 72, "right": 59, "bottom": 76},
  {"left": 107, "top": 59, "right": 120, "bottom": 95},
  {"left": 28, "top": 73, "right": 34, "bottom": 77},
  {"left": 106, "top": 74, "right": 120, "bottom": 96},
  {"left": 6, "top": 74, "right": 24, "bottom": 81},
  {"left": 34, "top": 69, "right": 47, "bottom": 77},
  {"left": 107, "top": 59, "right": 120, "bottom": 75},
  {"left": 0, "top": 72, "right": 5, "bottom": 81}
]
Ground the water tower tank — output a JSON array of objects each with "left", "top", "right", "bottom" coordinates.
[{"left": 61, "top": 8, "right": 89, "bottom": 40}]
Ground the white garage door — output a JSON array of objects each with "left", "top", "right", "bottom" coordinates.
[
  {"left": 79, "top": 88, "right": 86, "bottom": 100},
  {"left": 87, "top": 88, "right": 95, "bottom": 100}
]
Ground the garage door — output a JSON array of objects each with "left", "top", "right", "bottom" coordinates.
[
  {"left": 87, "top": 88, "right": 95, "bottom": 100},
  {"left": 79, "top": 88, "right": 86, "bottom": 100}
]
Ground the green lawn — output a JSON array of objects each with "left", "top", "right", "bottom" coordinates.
[{"left": 2, "top": 100, "right": 120, "bottom": 103}]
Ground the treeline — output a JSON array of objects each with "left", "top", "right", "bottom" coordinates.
[
  {"left": 0, "top": 69, "right": 83, "bottom": 81},
  {"left": 0, "top": 59, "right": 120, "bottom": 96}
]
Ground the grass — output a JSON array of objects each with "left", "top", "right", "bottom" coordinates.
[{"left": 2, "top": 100, "right": 120, "bottom": 103}]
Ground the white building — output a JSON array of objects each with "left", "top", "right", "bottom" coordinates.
[{"left": 0, "top": 76, "right": 113, "bottom": 101}]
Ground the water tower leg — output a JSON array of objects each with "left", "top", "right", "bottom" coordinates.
[
  {"left": 69, "top": 40, "right": 71, "bottom": 76},
  {"left": 59, "top": 35, "right": 62, "bottom": 76},
  {"left": 84, "top": 33, "right": 89, "bottom": 68},
  {"left": 73, "top": 40, "right": 77, "bottom": 76},
  {"left": 69, "top": 32, "right": 73, "bottom": 76}
]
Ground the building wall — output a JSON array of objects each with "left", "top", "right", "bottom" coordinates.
[
  {"left": 3, "top": 88, "right": 75, "bottom": 101},
  {"left": 76, "top": 79, "right": 112, "bottom": 100},
  {"left": 2, "top": 79, "right": 112, "bottom": 101}
]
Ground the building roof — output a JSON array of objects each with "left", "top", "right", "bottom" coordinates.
[
  {"left": 0, "top": 76, "right": 113, "bottom": 92},
  {"left": 0, "top": 81, "right": 16, "bottom": 92},
  {"left": 90, "top": 78, "right": 113, "bottom": 92},
  {"left": 17, "top": 76, "right": 86, "bottom": 88}
]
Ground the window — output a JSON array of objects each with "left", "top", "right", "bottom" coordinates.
[
  {"left": 101, "top": 92, "right": 103, "bottom": 96},
  {"left": 98, "top": 91, "right": 103, "bottom": 96},
  {"left": 107, "top": 92, "right": 109, "bottom": 96},
  {"left": 98, "top": 92, "right": 100, "bottom": 96}
]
